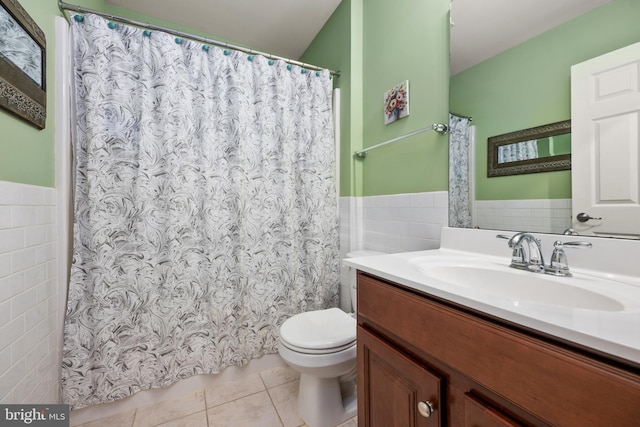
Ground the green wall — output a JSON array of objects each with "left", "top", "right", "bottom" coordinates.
[
  {"left": 450, "top": 0, "right": 640, "bottom": 201},
  {"left": 361, "top": 0, "right": 449, "bottom": 196},
  {"left": 300, "top": 0, "right": 359, "bottom": 198},
  {"left": 303, "top": 0, "right": 450, "bottom": 197}
]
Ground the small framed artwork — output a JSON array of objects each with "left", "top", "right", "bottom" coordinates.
[
  {"left": 384, "top": 80, "right": 409, "bottom": 125},
  {"left": 0, "top": 0, "right": 46, "bottom": 129}
]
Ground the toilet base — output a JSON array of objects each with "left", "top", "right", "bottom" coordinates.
[{"left": 297, "top": 373, "right": 357, "bottom": 427}]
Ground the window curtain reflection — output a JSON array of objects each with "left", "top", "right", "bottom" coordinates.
[{"left": 497, "top": 140, "right": 539, "bottom": 163}]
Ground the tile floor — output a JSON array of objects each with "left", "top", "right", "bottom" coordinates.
[{"left": 71, "top": 366, "right": 357, "bottom": 427}]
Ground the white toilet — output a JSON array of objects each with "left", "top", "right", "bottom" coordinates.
[{"left": 278, "top": 250, "right": 385, "bottom": 427}]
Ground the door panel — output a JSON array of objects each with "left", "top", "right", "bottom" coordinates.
[{"left": 571, "top": 41, "right": 640, "bottom": 238}]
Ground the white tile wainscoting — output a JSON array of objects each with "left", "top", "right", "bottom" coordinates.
[
  {"left": 0, "top": 181, "right": 59, "bottom": 404},
  {"left": 474, "top": 198, "right": 572, "bottom": 234},
  {"left": 338, "top": 191, "right": 449, "bottom": 312}
]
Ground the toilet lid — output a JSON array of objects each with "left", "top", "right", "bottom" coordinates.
[{"left": 280, "top": 308, "right": 356, "bottom": 351}]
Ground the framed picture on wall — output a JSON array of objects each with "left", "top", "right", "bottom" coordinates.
[
  {"left": 0, "top": 0, "right": 46, "bottom": 129},
  {"left": 383, "top": 80, "right": 409, "bottom": 125}
]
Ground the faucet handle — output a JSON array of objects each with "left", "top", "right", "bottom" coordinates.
[
  {"left": 546, "top": 240, "right": 592, "bottom": 277},
  {"left": 548, "top": 241, "right": 570, "bottom": 274}
]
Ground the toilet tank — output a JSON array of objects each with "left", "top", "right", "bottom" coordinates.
[{"left": 345, "top": 250, "right": 386, "bottom": 312}]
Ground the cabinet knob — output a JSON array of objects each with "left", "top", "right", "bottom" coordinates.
[{"left": 418, "top": 401, "right": 435, "bottom": 418}]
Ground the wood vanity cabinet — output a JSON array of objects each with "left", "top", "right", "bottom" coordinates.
[{"left": 356, "top": 272, "right": 640, "bottom": 427}]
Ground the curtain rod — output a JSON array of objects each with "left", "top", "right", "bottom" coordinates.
[
  {"left": 57, "top": 0, "right": 340, "bottom": 78},
  {"left": 353, "top": 123, "right": 449, "bottom": 159}
]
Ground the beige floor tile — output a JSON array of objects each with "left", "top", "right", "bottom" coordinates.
[
  {"left": 205, "top": 373, "right": 266, "bottom": 408},
  {"left": 154, "top": 410, "right": 208, "bottom": 427},
  {"left": 74, "top": 410, "right": 136, "bottom": 427},
  {"left": 133, "top": 390, "right": 206, "bottom": 427},
  {"left": 207, "top": 390, "right": 282, "bottom": 427},
  {"left": 299, "top": 417, "right": 356, "bottom": 427},
  {"left": 268, "top": 380, "right": 304, "bottom": 427},
  {"left": 336, "top": 417, "right": 357, "bottom": 427},
  {"left": 259, "top": 366, "right": 300, "bottom": 389}
]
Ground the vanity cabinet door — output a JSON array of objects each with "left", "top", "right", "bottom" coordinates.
[{"left": 358, "top": 326, "right": 443, "bottom": 427}]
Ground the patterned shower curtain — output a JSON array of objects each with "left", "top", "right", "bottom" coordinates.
[
  {"left": 448, "top": 113, "right": 473, "bottom": 228},
  {"left": 497, "top": 140, "right": 539, "bottom": 163},
  {"left": 62, "top": 14, "right": 339, "bottom": 409}
]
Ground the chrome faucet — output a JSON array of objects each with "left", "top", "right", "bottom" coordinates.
[
  {"left": 499, "top": 232, "right": 545, "bottom": 273},
  {"left": 497, "top": 233, "right": 592, "bottom": 276}
]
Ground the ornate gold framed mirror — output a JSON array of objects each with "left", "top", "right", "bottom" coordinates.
[{"left": 487, "top": 120, "right": 571, "bottom": 177}]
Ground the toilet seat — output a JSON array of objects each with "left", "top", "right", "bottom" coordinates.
[
  {"left": 280, "top": 308, "right": 356, "bottom": 354},
  {"left": 281, "top": 339, "right": 355, "bottom": 355}
]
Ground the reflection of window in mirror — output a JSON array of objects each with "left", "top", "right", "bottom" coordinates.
[
  {"left": 497, "top": 141, "right": 538, "bottom": 163},
  {"left": 497, "top": 134, "right": 571, "bottom": 164},
  {"left": 0, "top": 4, "right": 42, "bottom": 87},
  {"left": 0, "top": 0, "right": 46, "bottom": 129}
]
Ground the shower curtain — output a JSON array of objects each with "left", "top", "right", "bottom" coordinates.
[
  {"left": 62, "top": 14, "right": 339, "bottom": 409},
  {"left": 497, "top": 140, "right": 539, "bottom": 163},
  {"left": 448, "top": 113, "right": 473, "bottom": 228}
]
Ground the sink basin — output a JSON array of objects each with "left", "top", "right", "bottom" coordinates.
[{"left": 411, "top": 258, "right": 631, "bottom": 312}]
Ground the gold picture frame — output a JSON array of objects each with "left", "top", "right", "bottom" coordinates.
[{"left": 0, "top": 0, "right": 46, "bottom": 129}]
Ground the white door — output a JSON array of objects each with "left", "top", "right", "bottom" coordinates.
[{"left": 571, "top": 41, "right": 640, "bottom": 239}]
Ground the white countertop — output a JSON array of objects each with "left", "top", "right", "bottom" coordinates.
[{"left": 345, "top": 227, "right": 640, "bottom": 365}]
